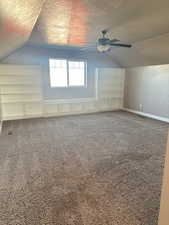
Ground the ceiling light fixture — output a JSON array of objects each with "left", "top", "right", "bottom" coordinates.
[{"left": 97, "top": 43, "right": 111, "bottom": 53}]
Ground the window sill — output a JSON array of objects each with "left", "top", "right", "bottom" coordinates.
[{"left": 50, "top": 85, "right": 87, "bottom": 89}]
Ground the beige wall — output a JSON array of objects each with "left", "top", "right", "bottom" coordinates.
[
  {"left": 124, "top": 65, "right": 169, "bottom": 119},
  {"left": 0, "top": 87, "right": 2, "bottom": 132},
  {"left": 1, "top": 45, "right": 120, "bottom": 67},
  {"left": 158, "top": 133, "right": 169, "bottom": 225}
]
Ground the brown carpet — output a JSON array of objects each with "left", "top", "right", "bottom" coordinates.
[{"left": 0, "top": 111, "right": 169, "bottom": 225}]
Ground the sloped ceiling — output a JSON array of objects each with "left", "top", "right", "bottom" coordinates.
[
  {"left": 0, "top": 0, "right": 45, "bottom": 59},
  {"left": 2, "top": 0, "right": 169, "bottom": 67}
]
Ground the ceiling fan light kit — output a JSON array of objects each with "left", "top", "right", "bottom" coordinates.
[{"left": 97, "top": 44, "right": 111, "bottom": 53}]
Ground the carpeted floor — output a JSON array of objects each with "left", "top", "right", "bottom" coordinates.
[{"left": 0, "top": 111, "right": 169, "bottom": 225}]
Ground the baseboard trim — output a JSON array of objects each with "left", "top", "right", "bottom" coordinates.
[
  {"left": 43, "top": 108, "right": 122, "bottom": 118},
  {"left": 3, "top": 108, "right": 122, "bottom": 121},
  {"left": 0, "top": 121, "right": 3, "bottom": 133},
  {"left": 3, "top": 114, "right": 43, "bottom": 121},
  {"left": 123, "top": 108, "right": 169, "bottom": 123}
]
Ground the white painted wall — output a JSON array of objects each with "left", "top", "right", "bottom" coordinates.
[
  {"left": 0, "top": 86, "right": 2, "bottom": 132},
  {"left": 124, "top": 65, "right": 169, "bottom": 119},
  {"left": 0, "top": 64, "right": 125, "bottom": 121}
]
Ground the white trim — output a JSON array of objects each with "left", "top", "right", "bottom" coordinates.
[
  {"left": 44, "top": 97, "right": 96, "bottom": 104},
  {"left": 123, "top": 108, "right": 169, "bottom": 123},
  {"left": 3, "top": 114, "right": 43, "bottom": 121},
  {"left": 43, "top": 109, "right": 99, "bottom": 118},
  {"left": 3, "top": 108, "right": 122, "bottom": 121},
  {"left": 43, "top": 108, "right": 122, "bottom": 118},
  {"left": 0, "top": 121, "right": 3, "bottom": 133}
]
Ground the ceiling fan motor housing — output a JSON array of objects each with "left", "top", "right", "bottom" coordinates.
[{"left": 98, "top": 38, "right": 110, "bottom": 45}]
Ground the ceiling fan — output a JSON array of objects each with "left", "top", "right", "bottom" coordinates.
[
  {"left": 96, "top": 30, "right": 132, "bottom": 53},
  {"left": 69, "top": 30, "right": 132, "bottom": 59}
]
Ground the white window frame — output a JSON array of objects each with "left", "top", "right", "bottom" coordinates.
[{"left": 49, "top": 58, "right": 87, "bottom": 88}]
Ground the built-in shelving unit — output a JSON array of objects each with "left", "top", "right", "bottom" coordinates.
[
  {"left": 0, "top": 65, "right": 125, "bottom": 120},
  {"left": 0, "top": 65, "right": 43, "bottom": 120}
]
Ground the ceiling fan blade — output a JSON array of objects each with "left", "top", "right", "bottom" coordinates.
[
  {"left": 110, "top": 43, "right": 132, "bottom": 48},
  {"left": 110, "top": 39, "right": 120, "bottom": 43}
]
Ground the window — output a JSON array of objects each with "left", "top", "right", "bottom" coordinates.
[
  {"left": 49, "top": 59, "right": 67, "bottom": 87},
  {"left": 49, "top": 59, "right": 86, "bottom": 87}
]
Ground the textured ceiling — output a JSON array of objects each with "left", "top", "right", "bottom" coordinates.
[
  {"left": 29, "top": 0, "right": 89, "bottom": 46},
  {"left": 0, "top": 0, "right": 45, "bottom": 59},
  {"left": 2, "top": 0, "right": 169, "bottom": 67},
  {"left": 28, "top": 0, "right": 169, "bottom": 67}
]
